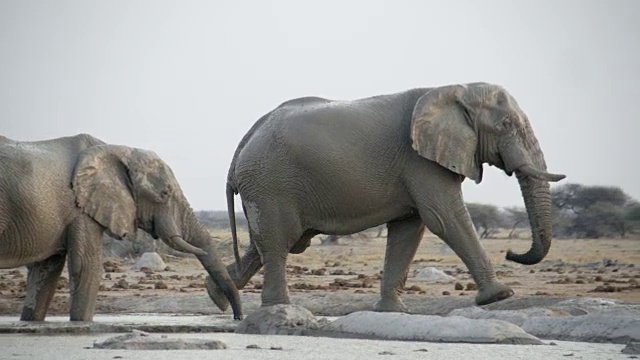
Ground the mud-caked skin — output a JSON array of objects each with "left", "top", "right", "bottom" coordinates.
[
  {"left": 207, "top": 83, "right": 566, "bottom": 314},
  {"left": 0, "top": 134, "right": 242, "bottom": 321}
]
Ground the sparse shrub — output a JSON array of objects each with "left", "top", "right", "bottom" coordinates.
[
  {"left": 465, "top": 203, "right": 501, "bottom": 239},
  {"left": 551, "top": 183, "right": 639, "bottom": 238}
]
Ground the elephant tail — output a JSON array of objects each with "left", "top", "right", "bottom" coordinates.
[{"left": 227, "top": 183, "right": 242, "bottom": 272}]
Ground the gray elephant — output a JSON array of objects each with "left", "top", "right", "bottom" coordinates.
[
  {"left": 207, "top": 82, "right": 565, "bottom": 313},
  {"left": 0, "top": 134, "right": 242, "bottom": 321}
]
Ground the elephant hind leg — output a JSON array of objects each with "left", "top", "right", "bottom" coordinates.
[
  {"left": 374, "top": 216, "right": 425, "bottom": 313},
  {"left": 246, "top": 201, "right": 303, "bottom": 307},
  {"left": 207, "top": 228, "right": 316, "bottom": 312},
  {"left": 20, "top": 252, "right": 66, "bottom": 321}
]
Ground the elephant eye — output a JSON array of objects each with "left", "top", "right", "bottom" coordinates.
[
  {"left": 500, "top": 115, "right": 513, "bottom": 131},
  {"left": 159, "top": 189, "right": 171, "bottom": 200}
]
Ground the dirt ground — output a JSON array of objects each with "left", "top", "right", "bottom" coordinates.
[{"left": 1, "top": 231, "right": 638, "bottom": 316}]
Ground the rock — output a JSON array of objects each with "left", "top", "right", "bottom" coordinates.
[
  {"left": 235, "top": 304, "right": 320, "bottom": 335},
  {"left": 553, "top": 297, "right": 639, "bottom": 315},
  {"left": 93, "top": 330, "right": 227, "bottom": 350},
  {"left": 466, "top": 283, "right": 478, "bottom": 291},
  {"left": 154, "top": 281, "right": 168, "bottom": 290},
  {"left": 448, "top": 301, "right": 640, "bottom": 343},
  {"left": 112, "top": 279, "right": 129, "bottom": 290},
  {"left": 323, "top": 311, "right": 542, "bottom": 344},
  {"left": 448, "top": 306, "right": 569, "bottom": 327},
  {"left": 439, "top": 244, "right": 455, "bottom": 255},
  {"left": 132, "top": 252, "right": 166, "bottom": 272},
  {"left": 523, "top": 313, "right": 640, "bottom": 344},
  {"left": 413, "top": 267, "right": 456, "bottom": 283},
  {"left": 622, "top": 342, "right": 640, "bottom": 355}
]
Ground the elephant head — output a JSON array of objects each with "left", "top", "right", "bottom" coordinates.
[
  {"left": 71, "top": 145, "right": 243, "bottom": 319},
  {"left": 410, "top": 83, "right": 565, "bottom": 265}
]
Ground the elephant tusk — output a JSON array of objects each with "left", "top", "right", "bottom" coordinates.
[
  {"left": 164, "top": 236, "right": 208, "bottom": 256},
  {"left": 517, "top": 165, "right": 566, "bottom": 182}
]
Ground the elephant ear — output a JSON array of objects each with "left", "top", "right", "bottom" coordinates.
[
  {"left": 410, "top": 85, "right": 483, "bottom": 183},
  {"left": 72, "top": 145, "right": 137, "bottom": 239}
]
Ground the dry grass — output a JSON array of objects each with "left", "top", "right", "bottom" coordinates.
[
  {"left": 1, "top": 229, "right": 638, "bottom": 317},
  {"left": 206, "top": 228, "right": 639, "bottom": 301}
]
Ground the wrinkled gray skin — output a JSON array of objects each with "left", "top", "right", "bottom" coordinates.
[
  {"left": 0, "top": 134, "right": 242, "bottom": 321},
  {"left": 207, "top": 83, "right": 565, "bottom": 314}
]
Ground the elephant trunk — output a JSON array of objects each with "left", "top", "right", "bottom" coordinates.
[
  {"left": 500, "top": 115, "right": 565, "bottom": 265},
  {"left": 181, "top": 207, "right": 244, "bottom": 320},
  {"left": 154, "top": 214, "right": 207, "bottom": 256},
  {"left": 505, "top": 171, "right": 554, "bottom": 265}
]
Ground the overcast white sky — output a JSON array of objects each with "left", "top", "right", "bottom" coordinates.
[{"left": 1, "top": 0, "right": 638, "bottom": 211}]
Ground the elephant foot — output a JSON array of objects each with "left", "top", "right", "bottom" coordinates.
[
  {"left": 475, "top": 282, "right": 514, "bottom": 306},
  {"left": 20, "top": 307, "right": 44, "bottom": 322},
  {"left": 373, "top": 297, "right": 409, "bottom": 313},
  {"left": 205, "top": 276, "right": 230, "bottom": 312}
]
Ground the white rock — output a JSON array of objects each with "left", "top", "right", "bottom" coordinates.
[
  {"left": 448, "top": 306, "right": 569, "bottom": 327},
  {"left": 132, "top": 252, "right": 166, "bottom": 271},
  {"left": 439, "top": 244, "right": 455, "bottom": 255},
  {"left": 556, "top": 297, "right": 618, "bottom": 307},
  {"left": 413, "top": 267, "right": 456, "bottom": 282},
  {"left": 93, "top": 330, "right": 227, "bottom": 350},
  {"left": 324, "top": 311, "right": 542, "bottom": 344},
  {"left": 235, "top": 304, "right": 320, "bottom": 335},
  {"left": 447, "top": 303, "right": 640, "bottom": 343},
  {"left": 523, "top": 313, "right": 640, "bottom": 344}
]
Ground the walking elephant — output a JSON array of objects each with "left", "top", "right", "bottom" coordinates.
[
  {"left": 0, "top": 134, "right": 242, "bottom": 321},
  {"left": 206, "top": 82, "right": 565, "bottom": 313}
]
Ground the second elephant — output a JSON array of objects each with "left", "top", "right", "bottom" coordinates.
[
  {"left": 207, "top": 82, "right": 565, "bottom": 313},
  {"left": 0, "top": 134, "right": 243, "bottom": 321}
]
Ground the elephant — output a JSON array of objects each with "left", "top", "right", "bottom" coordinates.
[
  {"left": 206, "top": 82, "right": 565, "bottom": 314},
  {"left": 0, "top": 134, "right": 243, "bottom": 321}
]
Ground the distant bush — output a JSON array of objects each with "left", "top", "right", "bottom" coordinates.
[
  {"left": 103, "top": 230, "right": 157, "bottom": 259},
  {"left": 552, "top": 183, "right": 639, "bottom": 238},
  {"left": 195, "top": 210, "right": 248, "bottom": 230},
  {"left": 503, "top": 207, "right": 529, "bottom": 239},
  {"left": 101, "top": 212, "right": 247, "bottom": 260},
  {"left": 102, "top": 230, "right": 211, "bottom": 259},
  {"left": 465, "top": 203, "right": 502, "bottom": 239}
]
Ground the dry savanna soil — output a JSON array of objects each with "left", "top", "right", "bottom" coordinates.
[{"left": 1, "top": 229, "right": 638, "bottom": 316}]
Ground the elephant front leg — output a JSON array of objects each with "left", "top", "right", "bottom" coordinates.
[
  {"left": 21, "top": 253, "right": 66, "bottom": 321},
  {"left": 419, "top": 196, "right": 513, "bottom": 306},
  {"left": 374, "top": 216, "right": 425, "bottom": 313},
  {"left": 66, "top": 219, "right": 104, "bottom": 321}
]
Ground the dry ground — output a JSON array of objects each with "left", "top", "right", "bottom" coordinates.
[{"left": 1, "top": 230, "right": 638, "bottom": 316}]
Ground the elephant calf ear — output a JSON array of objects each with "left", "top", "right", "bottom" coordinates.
[
  {"left": 410, "top": 86, "right": 482, "bottom": 183},
  {"left": 72, "top": 145, "right": 137, "bottom": 239}
]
